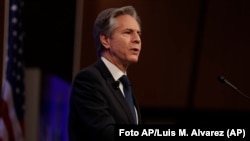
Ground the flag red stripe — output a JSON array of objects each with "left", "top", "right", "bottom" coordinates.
[{"left": 0, "top": 98, "right": 14, "bottom": 141}]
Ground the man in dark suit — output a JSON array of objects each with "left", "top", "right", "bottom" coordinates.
[{"left": 68, "top": 5, "right": 142, "bottom": 141}]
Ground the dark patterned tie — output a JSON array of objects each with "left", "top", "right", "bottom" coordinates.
[{"left": 119, "top": 75, "right": 136, "bottom": 124}]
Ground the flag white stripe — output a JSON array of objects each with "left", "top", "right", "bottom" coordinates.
[{"left": 0, "top": 118, "right": 8, "bottom": 141}]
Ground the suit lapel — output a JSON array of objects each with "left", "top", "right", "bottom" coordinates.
[{"left": 94, "top": 59, "right": 135, "bottom": 123}]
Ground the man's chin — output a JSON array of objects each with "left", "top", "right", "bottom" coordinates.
[{"left": 129, "top": 58, "right": 139, "bottom": 64}]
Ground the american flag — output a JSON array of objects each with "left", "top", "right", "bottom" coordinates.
[{"left": 0, "top": 0, "right": 25, "bottom": 141}]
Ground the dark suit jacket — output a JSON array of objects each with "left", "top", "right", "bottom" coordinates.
[{"left": 68, "top": 59, "right": 141, "bottom": 141}]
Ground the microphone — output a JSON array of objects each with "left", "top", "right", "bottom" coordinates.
[
  {"left": 217, "top": 75, "right": 250, "bottom": 99},
  {"left": 113, "top": 81, "right": 120, "bottom": 90}
]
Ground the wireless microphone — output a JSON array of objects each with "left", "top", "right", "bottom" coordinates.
[{"left": 113, "top": 81, "right": 120, "bottom": 89}]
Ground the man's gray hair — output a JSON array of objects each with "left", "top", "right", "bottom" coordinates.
[{"left": 93, "top": 6, "right": 141, "bottom": 57}]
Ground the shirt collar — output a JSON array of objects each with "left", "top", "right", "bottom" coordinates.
[{"left": 101, "top": 57, "right": 125, "bottom": 81}]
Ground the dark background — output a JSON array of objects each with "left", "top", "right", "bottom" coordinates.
[
  {"left": 21, "top": 0, "right": 250, "bottom": 125},
  {"left": 23, "top": 0, "right": 75, "bottom": 82}
]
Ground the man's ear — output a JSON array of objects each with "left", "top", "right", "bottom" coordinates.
[{"left": 100, "top": 34, "right": 110, "bottom": 49}]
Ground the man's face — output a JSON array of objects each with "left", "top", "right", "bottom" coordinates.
[{"left": 103, "top": 14, "right": 141, "bottom": 67}]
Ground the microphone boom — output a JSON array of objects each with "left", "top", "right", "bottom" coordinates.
[{"left": 217, "top": 75, "right": 250, "bottom": 99}]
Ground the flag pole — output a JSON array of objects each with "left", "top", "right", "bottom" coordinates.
[{"left": 1, "top": 0, "right": 9, "bottom": 101}]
